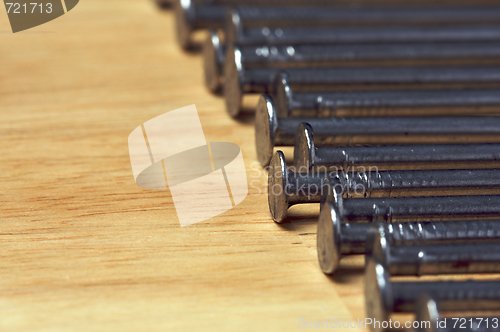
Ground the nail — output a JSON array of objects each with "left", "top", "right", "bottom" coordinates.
[
  {"left": 203, "top": 30, "right": 226, "bottom": 93},
  {"left": 216, "top": 27, "right": 500, "bottom": 95},
  {"left": 223, "top": 41, "right": 500, "bottom": 105},
  {"left": 175, "top": 0, "right": 225, "bottom": 50},
  {"left": 155, "top": 0, "right": 174, "bottom": 9},
  {"left": 317, "top": 201, "right": 500, "bottom": 274},
  {"left": 415, "top": 294, "right": 500, "bottom": 332},
  {"left": 227, "top": 62, "right": 500, "bottom": 117},
  {"left": 178, "top": 2, "right": 500, "bottom": 49},
  {"left": 213, "top": 41, "right": 500, "bottom": 98},
  {"left": 415, "top": 294, "right": 441, "bottom": 332},
  {"left": 255, "top": 94, "right": 500, "bottom": 165},
  {"left": 184, "top": 1, "right": 433, "bottom": 50},
  {"left": 270, "top": 150, "right": 500, "bottom": 222},
  {"left": 295, "top": 123, "right": 500, "bottom": 171},
  {"left": 365, "top": 259, "right": 500, "bottom": 332},
  {"left": 275, "top": 73, "right": 500, "bottom": 118},
  {"left": 332, "top": 167, "right": 500, "bottom": 197},
  {"left": 227, "top": 22, "right": 500, "bottom": 49},
  {"left": 226, "top": 6, "right": 500, "bottom": 46},
  {"left": 370, "top": 224, "right": 500, "bottom": 276},
  {"left": 329, "top": 192, "right": 500, "bottom": 223},
  {"left": 268, "top": 151, "right": 328, "bottom": 223}
]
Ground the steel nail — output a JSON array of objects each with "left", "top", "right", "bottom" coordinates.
[
  {"left": 415, "top": 294, "right": 500, "bottom": 332},
  {"left": 203, "top": 30, "right": 226, "bottom": 93},
  {"left": 213, "top": 26, "right": 500, "bottom": 93},
  {"left": 365, "top": 259, "right": 500, "bottom": 332},
  {"left": 270, "top": 150, "right": 500, "bottom": 222},
  {"left": 155, "top": 0, "right": 174, "bottom": 9},
  {"left": 328, "top": 192, "right": 500, "bottom": 223},
  {"left": 226, "top": 6, "right": 500, "bottom": 46},
  {"left": 174, "top": 0, "right": 226, "bottom": 50},
  {"left": 228, "top": 62, "right": 500, "bottom": 117},
  {"left": 177, "top": 2, "right": 500, "bottom": 49},
  {"left": 275, "top": 74, "right": 500, "bottom": 118},
  {"left": 223, "top": 41, "right": 500, "bottom": 101},
  {"left": 255, "top": 95, "right": 500, "bottom": 165},
  {"left": 369, "top": 224, "right": 500, "bottom": 276},
  {"left": 182, "top": 0, "right": 404, "bottom": 49},
  {"left": 317, "top": 201, "right": 500, "bottom": 274},
  {"left": 228, "top": 23, "right": 500, "bottom": 50},
  {"left": 294, "top": 123, "right": 500, "bottom": 171},
  {"left": 268, "top": 151, "right": 328, "bottom": 223}
]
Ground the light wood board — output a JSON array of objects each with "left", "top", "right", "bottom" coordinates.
[{"left": 2, "top": 1, "right": 479, "bottom": 331}]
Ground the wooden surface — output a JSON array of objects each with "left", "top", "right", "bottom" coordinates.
[{"left": 0, "top": 1, "right": 369, "bottom": 330}]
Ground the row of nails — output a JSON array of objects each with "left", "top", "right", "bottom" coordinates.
[
  {"left": 188, "top": 1, "right": 500, "bottom": 117},
  {"left": 271, "top": 122, "right": 500, "bottom": 329},
  {"left": 272, "top": 135, "right": 500, "bottom": 327},
  {"left": 366, "top": 258, "right": 500, "bottom": 332},
  {"left": 256, "top": 94, "right": 500, "bottom": 166},
  {"left": 162, "top": 0, "right": 500, "bottom": 118},
  {"left": 158, "top": 1, "right": 500, "bottom": 329},
  {"left": 268, "top": 148, "right": 500, "bottom": 223},
  {"left": 318, "top": 202, "right": 500, "bottom": 332},
  {"left": 282, "top": 174, "right": 500, "bottom": 330}
]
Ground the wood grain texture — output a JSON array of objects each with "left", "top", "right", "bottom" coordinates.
[{"left": 0, "top": 1, "right": 363, "bottom": 331}]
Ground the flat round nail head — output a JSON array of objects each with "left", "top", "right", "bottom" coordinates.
[
  {"left": 268, "top": 151, "right": 288, "bottom": 223},
  {"left": 203, "top": 30, "right": 223, "bottom": 93},
  {"left": 294, "top": 123, "right": 315, "bottom": 170},
  {"left": 224, "top": 46, "right": 244, "bottom": 117},
  {"left": 365, "top": 259, "right": 392, "bottom": 332},
  {"left": 317, "top": 201, "right": 343, "bottom": 274},
  {"left": 255, "top": 94, "right": 277, "bottom": 166},
  {"left": 174, "top": 0, "right": 194, "bottom": 50}
]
